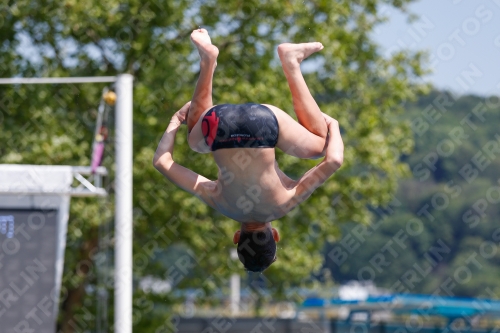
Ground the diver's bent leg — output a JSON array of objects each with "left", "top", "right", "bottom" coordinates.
[
  {"left": 277, "top": 43, "right": 328, "bottom": 139},
  {"left": 187, "top": 29, "right": 219, "bottom": 132},
  {"left": 264, "top": 104, "right": 326, "bottom": 159},
  {"left": 187, "top": 61, "right": 217, "bottom": 131}
]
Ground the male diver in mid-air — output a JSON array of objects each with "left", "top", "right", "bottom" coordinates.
[{"left": 153, "top": 29, "right": 344, "bottom": 272}]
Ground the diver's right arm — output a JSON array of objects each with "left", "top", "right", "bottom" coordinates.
[{"left": 153, "top": 102, "right": 216, "bottom": 205}]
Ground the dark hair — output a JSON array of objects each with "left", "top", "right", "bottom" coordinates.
[{"left": 237, "top": 229, "right": 277, "bottom": 272}]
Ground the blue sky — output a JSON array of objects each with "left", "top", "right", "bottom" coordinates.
[{"left": 373, "top": 0, "right": 500, "bottom": 97}]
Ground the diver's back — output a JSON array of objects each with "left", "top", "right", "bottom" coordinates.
[{"left": 211, "top": 148, "right": 293, "bottom": 222}]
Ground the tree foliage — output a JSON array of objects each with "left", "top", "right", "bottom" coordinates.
[
  {"left": 325, "top": 91, "right": 500, "bottom": 298},
  {"left": 0, "top": 0, "right": 426, "bottom": 331}
]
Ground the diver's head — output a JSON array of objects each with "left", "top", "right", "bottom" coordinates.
[{"left": 233, "top": 223, "right": 280, "bottom": 272}]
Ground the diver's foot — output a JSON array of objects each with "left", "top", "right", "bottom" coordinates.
[
  {"left": 277, "top": 42, "right": 324, "bottom": 69},
  {"left": 191, "top": 29, "right": 219, "bottom": 64}
]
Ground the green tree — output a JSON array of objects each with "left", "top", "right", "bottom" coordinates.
[
  {"left": 0, "top": 0, "right": 427, "bottom": 331},
  {"left": 325, "top": 91, "right": 500, "bottom": 297}
]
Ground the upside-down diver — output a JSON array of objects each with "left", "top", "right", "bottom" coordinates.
[{"left": 154, "top": 29, "right": 344, "bottom": 272}]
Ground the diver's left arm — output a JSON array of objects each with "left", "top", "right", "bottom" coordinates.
[{"left": 292, "top": 114, "right": 344, "bottom": 203}]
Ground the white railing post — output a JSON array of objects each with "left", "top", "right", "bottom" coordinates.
[
  {"left": 115, "top": 74, "right": 134, "bottom": 333},
  {"left": 230, "top": 249, "right": 240, "bottom": 316}
]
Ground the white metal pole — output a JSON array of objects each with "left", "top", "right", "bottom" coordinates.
[
  {"left": 230, "top": 249, "right": 240, "bottom": 316},
  {"left": 230, "top": 274, "right": 240, "bottom": 315},
  {"left": 115, "top": 74, "right": 133, "bottom": 333}
]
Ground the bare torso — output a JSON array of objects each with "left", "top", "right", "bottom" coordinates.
[
  {"left": 189, "top": 107, "right": 298, "bottom": 223},
  {"left": 210, "top": 148, "right": 297, "bottom": 222}
]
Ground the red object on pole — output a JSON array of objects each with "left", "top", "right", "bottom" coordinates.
[{"left": 91, "top": 141, "right": 105, "bottom": 173}]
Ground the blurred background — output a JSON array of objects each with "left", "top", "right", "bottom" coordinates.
[{"left": 1, "top": 0, "right": 499, "bottom": 332}]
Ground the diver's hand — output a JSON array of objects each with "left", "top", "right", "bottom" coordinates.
[
  {"left": 321, "top": 113, "right": 343, "bottom": 166},
  {"left": 321, "top": 112, "right": 336, "bottom": 126},
  {"left": 172, "top": 101, "right": 191, "bottom": 125}
]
